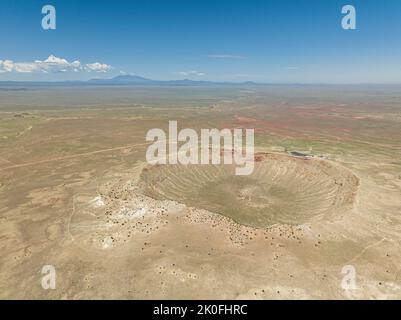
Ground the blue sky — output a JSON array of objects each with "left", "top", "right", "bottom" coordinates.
[{"left": 1, "top": 0, "right": 401, "bottom": 83}]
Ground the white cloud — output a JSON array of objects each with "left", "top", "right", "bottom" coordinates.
[
  {"left": 176, "top": 70, "right": 205, "bottom": 77},
  {"left": 0, "top": 55, "right": 112, "bottom": 73},
  {"left": 207, "top": 54, "right": 247, "bottom": 59},
  {"left": 234, "top": 74, "right": 265, "bottom": 78},
  {"left": 85, "top": 62, "right": 112, "bottom": 72},
  {"left": 285, "top": 66, "right": 300, "bottom": 70},
  {"left": 0, "top": 60, "right": 14, "bottom": 73}
]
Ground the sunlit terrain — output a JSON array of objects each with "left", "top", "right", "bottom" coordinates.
[{"left": 1, "top": 84, "right": 401, "bottom": 299}]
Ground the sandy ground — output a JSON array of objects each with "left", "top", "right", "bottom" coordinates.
[{"left": 1, "top": 86, "right": 401, "bottom": 299}]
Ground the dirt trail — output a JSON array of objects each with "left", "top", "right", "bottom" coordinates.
[{"left": 0, "top": 141, "right": 152, "bottom": 172}]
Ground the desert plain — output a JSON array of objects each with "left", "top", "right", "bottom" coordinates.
[{"left": 0, "top": 84, "right": 400, "bottom": 299}]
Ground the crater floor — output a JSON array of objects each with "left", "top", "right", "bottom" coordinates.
[{"left": 140, "top": 154, "right": 359, "bottom": 228}]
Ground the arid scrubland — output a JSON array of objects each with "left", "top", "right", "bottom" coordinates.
[{"left": 1, "top": 85, "right": 401, "bottom": 299}]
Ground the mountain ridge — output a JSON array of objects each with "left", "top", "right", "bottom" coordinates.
[
  {"left": 87, "top": 74, "right": 257, "bottom": 86},
  {"left": 0, "top": 75, "right": 258, "bottom": 86}
]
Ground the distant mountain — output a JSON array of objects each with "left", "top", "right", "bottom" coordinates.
[
  {"left": 0, "top": 75, "right": 258, "bottom": 87},
  {"left": 87, "top": 75, "right": 257, "bottom": 86},
  {"left": 88, "top": 75, "right": 154, "bottom": 84}
]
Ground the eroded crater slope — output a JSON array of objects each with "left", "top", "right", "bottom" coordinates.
[{"left": 140, "top": 153, "right": 359, "bottom": 228}]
